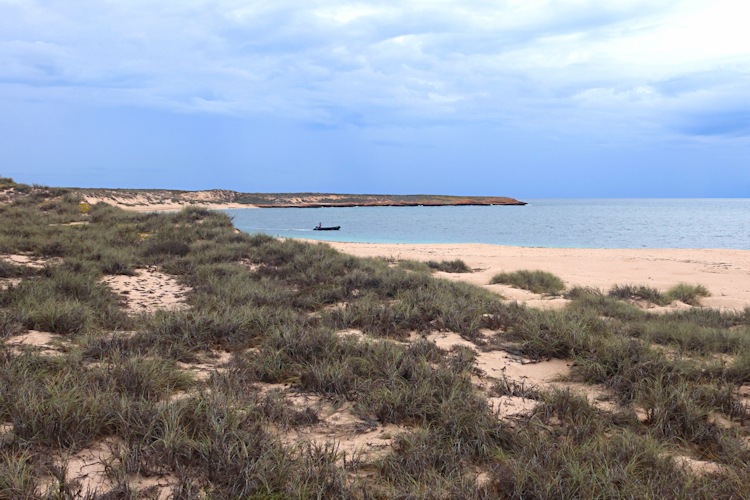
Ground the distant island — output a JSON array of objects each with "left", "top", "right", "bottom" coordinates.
[{"left": 75, "top": 187, "right": 527, "bottom": 211}]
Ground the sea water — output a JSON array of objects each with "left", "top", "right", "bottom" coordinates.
[{"left": 224, "top": 199, "right": 750, "bottom": 249}]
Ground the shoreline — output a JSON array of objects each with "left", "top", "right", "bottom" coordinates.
[
  {"left": 324, "top": 241, "right": 750, "bottom": 311},
  {"left": 79, "top": 189, "right": 525, "bottom": 210},
  {"left": 79, "top": 194, "right": 750, "bottom": 310}
]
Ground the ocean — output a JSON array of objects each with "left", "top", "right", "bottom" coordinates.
[{"left": 224, "top": 198, "right": 750, "bottom": 249}]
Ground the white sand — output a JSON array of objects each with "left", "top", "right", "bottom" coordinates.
[{"left": 83, "top": 195, "right": 255, "bottom": 212}]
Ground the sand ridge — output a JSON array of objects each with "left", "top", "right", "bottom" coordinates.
[{"left": 83, "top": 195, "right": 254, "bottom": 212}]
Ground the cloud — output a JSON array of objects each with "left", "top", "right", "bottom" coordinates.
[{"left": 1, "top": 0, "right": 749, "bottom": 140}]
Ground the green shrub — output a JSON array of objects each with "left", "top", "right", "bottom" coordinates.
[
  {"left": 664, "top": 283, "right": 710, "bottom": 305},
  {"left": 566, "top": 288, "right": 646, "bottom": 321},
  {"left": 143, "top": 240, "right": 190, "bottom": 258},
  {"left": 490, "top": 269, "right": 565, "bottom": 295},
  {"left": 427, "top": 259, "right": 472, "bottom": 273},
  {"left": 505, "top": 308, "right": 609, "bottom": 359},
  {"left": 0, "top": 310, "right": 24, "bottom": 338},
  {"left": 608, "top": 284, "right": 664, "bottom": 304},
  {"left": 396, "top": 259, "right": 431, "bottom": 273},
  {"left": 0, "top": 260, "right": 35, "bottom": 279},
  {"left": 21, "top": 299, "right": 90, "bottom": 335},
  {"left": 0, "top": 449, "right": 40, "bottom": 498}
]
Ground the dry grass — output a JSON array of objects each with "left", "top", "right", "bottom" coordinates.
[{"left": 1, "top": 177, "right": 750, "bottom": 497}]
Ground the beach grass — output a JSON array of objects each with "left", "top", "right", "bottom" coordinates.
[
  {"left": 2, "top": 178, "right": 750, "bottom": 497},
  {"left": 608, "top": 283, "right": 710, "bottom": 306},
  {"left": 426, "top": 259, "right": 472, "bottom": 273},
  {"left": 490, "top": 269, "right": 566, "bottom": 295}
]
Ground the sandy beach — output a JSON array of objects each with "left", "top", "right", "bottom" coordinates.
[
  {"left": 326, "top": 242, "right": 750, "bottom": 311},
  {"left": 82, "top": 194, "right": 750, "bottom": 310}
]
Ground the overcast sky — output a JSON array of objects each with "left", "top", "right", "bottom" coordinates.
[{"left": 1, "top": 0, "right": 749, "bottom": 197}]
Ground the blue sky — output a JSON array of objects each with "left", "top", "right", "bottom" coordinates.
[{"left": 1, "top": 0, "right": 749, "bottom": 197}]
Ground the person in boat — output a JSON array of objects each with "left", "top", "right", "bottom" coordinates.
[{"left": 316, "top": 222, "right": 322, "bottom": 229}]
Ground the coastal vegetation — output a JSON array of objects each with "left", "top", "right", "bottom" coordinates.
[
  {"left": 1, "top": 179, "right": 750, "bottom": 497},
  {"left": 490, "top": 269, "right": 566, "bottom": 295},
  {"left": 608, "top": 283, "right": 711, "bottom": 306},
  {"left": 427, "top": 259, "right": 472, "bottom": 273}
]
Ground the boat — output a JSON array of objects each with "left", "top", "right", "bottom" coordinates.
[{"left": 314, "top": 225, "right": 341, "bottom": 231}]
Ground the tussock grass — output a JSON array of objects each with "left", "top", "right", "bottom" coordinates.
[
  {"left": 325, "top": 279, "right": 514, "bottom": 341},
  {"left": 492, "top": 428, "right": 691, "bottom": 498},
  {"left": 396, "top": 259, "right": 431, "bottom": 273},
  {"left": 0, "top": 310, "right": 24, "bottom": 338},
  {"left": 566, "top": 286, "right": 646, "bottom": 321},
  {"left": 504, "top": 307, "right": 610, "bottom": 359},
  {"left": 609, "top": 283, "right": 664, "bottom": 303},
  {"left": 0, "top": 260, "right": 36, "bottom": 279},
  {"left": 665, "top": 283, "right": 711, "bottom": 305},
  {"left": 4, "top": 267, "right": 130, "bottom": 334},
  {"left": 624, "top": 319, "right": 750, "bottom": 355},
  {"left": 3, "top": 183, "right": 750, "bottom": 496},
  {"left": 607, "top": 282, "right": 710, "bottom": 306},
  {"left": 490, "top": 269, "right": 565, "bottom": 295},
  {"left": 427, "top": 259, "right": 472, "bottom": 273},
  {"left": 0, "top": 449, "right": 42, "bottom": 498}
]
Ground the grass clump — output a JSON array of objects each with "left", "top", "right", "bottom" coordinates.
[
  {"left": 565, "top": 286, "right": 646, "bottom": 321},
  {"left": 0, "top": 260, "right": 36, "bottom": 279},
  {"left": 426, "top": 259, "right": 472, "bottom": 273},
  {"left": 490, "top": 269, "right": 565, "bottom": 295},
  {"left": 503, "top": 307, "right": 609, "bottom": 359},
  {"left": 608, "top": 284, "right": 664, "bottom": 304},
  {"left": 607, "top": 282, "right": 710, "bottom": 306},
  {"left": 396, "top": 259, "right": 431, "bottom": 273},
  {"left": 664, "top": 283, "right": 711, "bottom": 305}
]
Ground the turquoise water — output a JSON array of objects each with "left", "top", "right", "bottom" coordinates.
[{"left": 224, "top": 199, "right": 750, "bottom": 249}]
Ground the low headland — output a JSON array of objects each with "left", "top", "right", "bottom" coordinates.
[
  {"left": 75, "top": 186, "right": 527, "bottom": 211},
  {"left": 2, "top": 177, "right": 750, "bottom": 497}
]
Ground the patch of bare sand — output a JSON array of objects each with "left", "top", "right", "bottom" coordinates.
[
  {"left": 487, "top": 396, "right": 539, "bottom": 419},
  {"left": 426, "top": 331, "right": 615, "bottom": 414},
  {"left": 0, "top": 422, "right": 13, "bottom": 445},
  {"left": 54, "top": 441, "right": 113, "bottom": 496},
  {"left": 1, "top": 254, "right": 59, "bottom": 290},
  {"left": 489, "top": 284, "right": 570, "bottom": 310},
  {"left": 427, "top": 332, "right": 569, "bottom": 385},
  {"left": 326, "top": 242, "right": 750, "bottom": 311},
  {"left": 4, "top": 330, "right": 69, "bottom": 356},
  {"left": 126, "top": 474, "right": 177, "bottom": 499},
  {"left": 0, "top": 253, "right": 60, "bottom": 269},
  {"left": 176, "top": 350, "right": 233, "bottom": 381},
  {"left": 254, "top": 383, "right": 402, "bottom": 462},
  {"left": 293, "top": 403, "right": 401, "bottom": 463},
  {"left": 45, "top": 441, "right": 176, "bottom": 498},
  {"left": 48, "top": 221, "right": 89, "bottom": 227},
  {"left": 673, "top": 455, "right": 724, "bottom": 476},
  {"left": 101, "top": 267, "right": 190, "bottom": 313},
  {"left": 0, "top": 277, "right": 21, "bottom": 290}
]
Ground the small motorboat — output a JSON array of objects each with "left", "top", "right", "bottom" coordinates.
[{"left": 314, "top": 225, "right": 341, "bottom": 231}]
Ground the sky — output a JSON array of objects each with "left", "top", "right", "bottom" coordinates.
[{"left": 1, "top": 0, "right": 749, "bottom": 198}]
